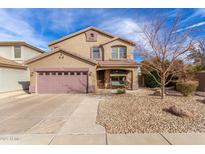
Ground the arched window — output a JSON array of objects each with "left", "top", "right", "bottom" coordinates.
[{"left": 111, "top": 46, "right": 127, "bottom": 59}]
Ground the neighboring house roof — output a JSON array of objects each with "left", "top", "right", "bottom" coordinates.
[
  {"left": 24, "top": 48, "right": 98, "bottom": 65},
  {"left": 0, "top": 41, "right": 45, "bottom": 53},
  {"left": 98, "top": 60, "right": 138, "bottom": 67},
  {"left": 0, "top": 56, "right": 26, "bottom": 69},
  {"left": 48, "top": 26, "right": 136, "bottom": 46}
]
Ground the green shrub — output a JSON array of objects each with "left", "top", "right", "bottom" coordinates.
[
  {"left": 144, "top": 71, "right": 160, "bottom": 88},
  {"left": 116, "top": 88, "right": 126, "bottom": 94},
  {"left": 176, "top": 82, "right": 197, "bottom": 96}
]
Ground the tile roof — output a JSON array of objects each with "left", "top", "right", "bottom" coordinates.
[
  {"left": 0, "top": 56, "right": 26, "bottom": 69},
  {"left": 98, "top": 60, "right": 138, "bottom": 67}
]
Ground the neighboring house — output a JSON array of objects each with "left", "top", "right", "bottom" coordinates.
[
  {"left": 25, "top": 27, "right": 138, "bottom": 94},
  {"left": 197, "top": 71, "right": 205, "bottom": 92},
  {"left": 0, "top": 41, "right": 44, "bottom": 92}
]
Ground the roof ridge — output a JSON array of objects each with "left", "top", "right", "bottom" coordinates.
[{"left": 48, "top": 26, "right": 135, "bottom": 46}]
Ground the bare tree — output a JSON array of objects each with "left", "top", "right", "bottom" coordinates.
[
  {"left": 136, "top": 15, "right": 195, "bottom": 99},
  {"left": 190, "top": 39, "right": 205, "bottom": 65}
]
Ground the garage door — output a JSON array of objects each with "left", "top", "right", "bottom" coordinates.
[{"left": 37, "top": 71, "right": 88, "bottom": 94}]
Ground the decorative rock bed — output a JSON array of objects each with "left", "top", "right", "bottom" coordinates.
[{"left": 96, "top": 89, "right": 205, "bottom": 134}]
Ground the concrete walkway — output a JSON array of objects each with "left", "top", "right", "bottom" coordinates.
[{"left": 50, "top": 97, "right": 106, "bottom": 145}]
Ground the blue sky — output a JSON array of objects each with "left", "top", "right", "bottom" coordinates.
[{"left": 0, "top": 8, "right": 205, "bottom": 62}]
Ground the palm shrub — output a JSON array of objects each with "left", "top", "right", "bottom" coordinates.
[
  {"left": 144, "top": 71, "right": 160, "bottom": 88},
  {"left": 176, "top": 81, "right": 197, "bottom": 96},
  {"left": 116, "top": 88, "right": 126, "bottom": 94}
]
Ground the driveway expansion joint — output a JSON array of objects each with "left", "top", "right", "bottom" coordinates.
[{"left": 159, "top": 133, "right": 172, "bottom": 145}]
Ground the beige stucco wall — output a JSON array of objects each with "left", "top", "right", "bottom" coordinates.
[
  {"left": 0, "top": 46, "right": 13, "bottom": 60},
  {"left": 27, "top": 51, "right": 97, "bottom": 93},
  {"left": 50, "top": 32, "right": 112, "bottom": 59},
  {"left": 50, "top": 31, "right": 135, "bottom": 61},
  {"left": 103, "top": 40, "right": 135, "bottom": 60},
  {"left": 0, "top": 67, "right": 29, "bottom": 92}
]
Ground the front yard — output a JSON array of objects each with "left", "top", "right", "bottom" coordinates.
[{"left": 96, "top": 88, "right": 205, "bottom": 134}]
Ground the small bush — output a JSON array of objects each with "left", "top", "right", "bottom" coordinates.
[
  {"left": 116, "top": 88, "right": 126, "bottom": 94},
  {"left": 176, "top": 81, "right": 197, "bottom": 96}
]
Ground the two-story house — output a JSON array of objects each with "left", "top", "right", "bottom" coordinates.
[
  {"left": 25, "top": 27, "right": 138, "bottom": 94},
  {"left": 0, "top": 41, "right": 44, "bottom": 92}
]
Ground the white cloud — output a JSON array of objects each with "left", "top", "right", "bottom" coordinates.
[
  {"left": 191, "top": 8, "right": 205, "bottom": 17},
  {"left": 181, "top": 9, "right": 205, "bottom": 24},
  {"left": 98, "top": 17, "right": 152, "bottom": 60},
  {"left": 99, "top": 17, "right": 148, "bottom": 45},
  {"left": 175, "top": 21, "right": 205, "bottom": 33},
  {"left": 0, "top": 9, "right": 49, "bottom": 50}
]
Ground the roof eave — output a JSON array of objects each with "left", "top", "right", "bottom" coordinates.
[
  {"left": 0, "top": 63, "right": 27, "bottom": 69},
  {"left": 24, "top": 48, "right": 98, "bottom": 66},
  {"left": 0, "top": 41, "right": 45, "bottom": 53}
]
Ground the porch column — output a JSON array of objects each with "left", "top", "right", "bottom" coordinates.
[
  {"left": 104, "top": 70, "right": 110, "bottom": 89},
  {"left": 132, "top": 68, "right": 139, "bottom": 90}
]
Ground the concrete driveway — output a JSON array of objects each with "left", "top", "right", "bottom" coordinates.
[
  {"left": 0, "top": 92, "right": 205, "bottom": 145},
  {"left": 0, "top": 92, "right": 105, "bottom": 144}
]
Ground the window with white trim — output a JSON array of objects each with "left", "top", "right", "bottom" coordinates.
[
  {"left": 111, "top": 46, "right": 127, "bottom": 59},
  {"left": 92, "top": 47, "right": 101, "bottom": 59},
  {"left": 14, "top": 46, "right": 21, "bottom": 59}
]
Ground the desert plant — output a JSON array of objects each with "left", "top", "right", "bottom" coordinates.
[
  {"left": 116, "top": 88, "right": 126, "bottom": 94},
  {"left": 176, "top": 81, "right": 197, "bottom": 96}
]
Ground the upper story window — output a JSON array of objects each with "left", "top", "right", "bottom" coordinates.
[
  {"left": 92, "top": 47, "right": 101, "bottom": 59},
  {"left": 111, "top": 46, "right": 127, "bottom": 59},
  {"left": 112, "top": 47, "right": 118, "bottom": 59},
  {"left": 14, "top": 46, "right": 21, "bottom": 59}
]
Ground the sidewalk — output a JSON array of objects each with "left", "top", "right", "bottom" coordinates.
[
  {"left": 1, "top": 133, "right": 205, "bottom": 145},
  {"left": 106, "top": 133, "right": 205, "bottom": 145}
]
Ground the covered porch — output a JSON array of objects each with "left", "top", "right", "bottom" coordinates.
[{"left": 96, "top": 68, "right": 137, "bottom": 90}]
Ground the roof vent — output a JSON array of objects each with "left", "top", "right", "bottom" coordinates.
[{"left": 85, "top": 30, "right": 97, "bottom": 42}]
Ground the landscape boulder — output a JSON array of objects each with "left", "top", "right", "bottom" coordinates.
[
  {"left": 167, "top": 105, "right": 194, "bottom": 118},
  {"left": 153, "top": 90, "right": 161, "bottom": 96}
]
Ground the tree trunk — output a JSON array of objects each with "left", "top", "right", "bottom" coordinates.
[{"left": 161, "top": 74, "right": 165, "bottom": 99}]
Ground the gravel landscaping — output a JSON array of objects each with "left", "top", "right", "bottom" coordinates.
[{"left": 96, "top": 88, "right": 205, "bottom": 134}]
